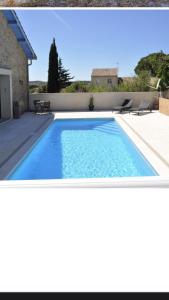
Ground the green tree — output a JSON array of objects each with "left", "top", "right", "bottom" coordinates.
[
  {"left": 58, "top": 58, "right": 74, "bottom": 90},
  {"left": 135, "top": 51, "right": 169, "bottom": 89},
  {"left": 38, "top": 84, "right": 47, "bottom": 93},
  {"left": 47, "top": 38, "right": 59, "bottom": 93},
  {"left": 62, "top": 75, "right": 151, "bottom": 93}
]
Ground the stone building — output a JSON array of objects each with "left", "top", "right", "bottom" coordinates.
[
  {"left": 91, "top": 68, "right": 118, "bottom": 87},
  {"left": 0, "top": 1, "right": 30, "bottom": 6},
  {"left": 0, "top": 10, "right": 36, "bottom": 120}
]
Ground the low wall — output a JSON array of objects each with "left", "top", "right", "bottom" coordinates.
[
  {"left": 29, "top": 91, "right": 158, "bottom": 112},
  {"left": 159, "top": 97, "right": 169, "bottom": 116}
]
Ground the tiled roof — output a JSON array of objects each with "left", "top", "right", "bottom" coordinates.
[{"left": 91, "top": 68, "right": 118, "bottom": 77}]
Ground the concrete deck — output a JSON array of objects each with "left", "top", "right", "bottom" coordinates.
[
  {"left": 0, "top": 112, "right": 54, "bottom": 179},
  {"left": 119, "top": 111, "right": 169, "bottom": 168},
  {"left": 0, "top": 111, "right": 169, "bottom": 183}
]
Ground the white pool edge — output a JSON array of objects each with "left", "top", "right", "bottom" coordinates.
[{"left": 1, "top": 176, "right": 169, "bottom": 188}]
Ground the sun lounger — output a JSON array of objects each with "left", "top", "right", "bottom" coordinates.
[
  {"left": 113, "top": 99, "right": 133, "bottom": 113},
  {"left": 129, "top": 99, "right": 154, "bottom": 115}
]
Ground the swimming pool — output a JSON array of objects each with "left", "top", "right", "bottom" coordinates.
[{"left": 8, "top": 118, "right": 158, "bottom": 180}]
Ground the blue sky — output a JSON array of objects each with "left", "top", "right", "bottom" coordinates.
[{"left": 16, "top": 9, "right": 169, "bottom": 81}]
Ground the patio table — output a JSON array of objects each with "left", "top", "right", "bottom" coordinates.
[{"left": 34, "top": 100, "right": 50, "bottom": 113}]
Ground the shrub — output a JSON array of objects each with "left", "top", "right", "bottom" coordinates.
[
  {"left": 88, "top": 95, "right": 94, "bottom": 111},
  {"left": 29, "top": 85, "right": 39, "bottom": 94},
  {"left": 112, "top": 72, "right": 151, "bottom": 92},
  {"left": 38, "top": 84, "right": 47, "bottom": 93},
  {"left": 62, "top": 81, "right": 90, "bottom": 93},
  {"left": 62, "top": 73, "right": 151, "bottom": 93}
]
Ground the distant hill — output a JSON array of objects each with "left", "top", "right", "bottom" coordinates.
[
  {"left": 29, "top": 81, "right": 46, "bottom": 86},
  {"left": 29, "top": 80, "right": 90, "bottom": 86}
]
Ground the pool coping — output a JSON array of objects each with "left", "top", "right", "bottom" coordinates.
[
  {"left": 1, "top": 111, "right": 169, "bottom": 188},
  {"left": 1, "top": 176, "right": 169, "bottom": 188}
]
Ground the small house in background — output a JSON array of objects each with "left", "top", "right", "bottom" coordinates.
[{"left": 91, "top": 68, "right": 118, "bottom": 87}]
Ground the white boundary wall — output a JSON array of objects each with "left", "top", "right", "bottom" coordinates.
[{"left": 30, "top": 92, "right": 158, "bottom": 111}]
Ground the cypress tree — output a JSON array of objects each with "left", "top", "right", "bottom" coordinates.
[
  {"left": 47, "top": 38, "right": 60, "bottom": 93},
  {"left": 58, "top": 58, "right": 74, "bottom": 90}
]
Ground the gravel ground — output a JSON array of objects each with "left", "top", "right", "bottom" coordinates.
[{"left": 1, "top": 0, "right": 169, "bottom": 7}]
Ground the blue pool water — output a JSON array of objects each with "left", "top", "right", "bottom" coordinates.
[{"left": 8, "top": 118, "right": 157, "bottom": 180}]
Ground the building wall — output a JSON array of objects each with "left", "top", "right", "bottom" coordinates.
[
  {"left": 0, "top": 1, "right": 30, "bottom": 5},
  {"left": 30, "top": 91, "right": 158, "bottom": 111},
  {"left": 0, "top": 11, "right": 28, "bottom": 112},
  {"left": 91, "top": 76, "right": 118, "bottom": 87},
  {"left": 159, "top": 97, "right": 169, "bottom": 116}
]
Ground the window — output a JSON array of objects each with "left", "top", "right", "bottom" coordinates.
[{"left": 107, "top": 78, "right": 112, "bottom": 84}]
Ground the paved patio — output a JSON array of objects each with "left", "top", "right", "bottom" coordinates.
[
  {"left": 0, "top": 110, "right": 169, "bottom": 180},
  {"left": 0, "top": 112, "right": 54, "bottom": 179},
  {"left": 119, "top": 111, "right": 169, "bottom": 168}
]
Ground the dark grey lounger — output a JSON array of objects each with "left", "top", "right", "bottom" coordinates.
[
  {"left": 113, "top": 99, "right": 133, "bottom": 113},
  {"left": 129, "top": 100, "right": 154, "bottom": 115}
]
